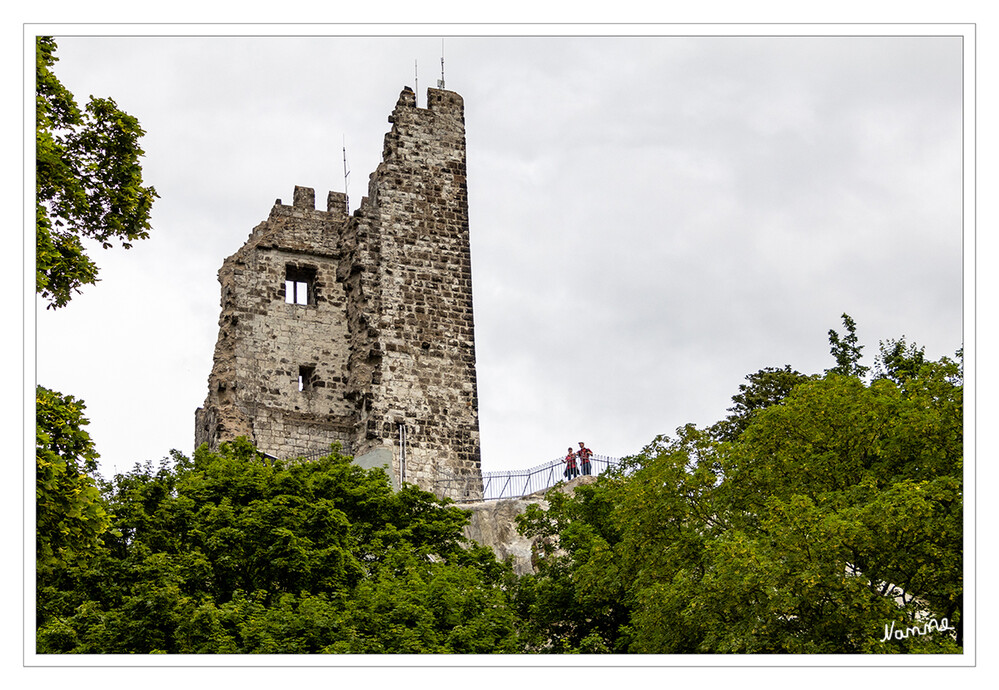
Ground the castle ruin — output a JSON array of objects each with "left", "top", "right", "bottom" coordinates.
[{"left": 195, "top": 86, "right": 481, "bottom": 500}]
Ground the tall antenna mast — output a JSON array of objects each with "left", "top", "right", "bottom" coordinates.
[
  {"left": 438, "top": 38, "right": 445, "bottom": 89},
  {"left": 342, "top": 136, "right": 351, "bottom": 215},
  {"left": 414, "top": 59, "right": 419, "bottom": 106}
]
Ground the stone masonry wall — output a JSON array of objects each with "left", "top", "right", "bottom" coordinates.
[
  {"left": 196, "top": 87, "right": 481, "bottom": 498},
  {"left": 195, "top": 187, "right": 356, "bottom": 460},
  {"left": 339, "top": 87, "right": 481, "bottom": 498}
]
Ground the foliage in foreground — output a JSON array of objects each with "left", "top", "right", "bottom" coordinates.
[
  {"left": 36, "top": 36, "right": 157, "bottom": 309},
  {"left": 515, "top": 326, "right": 962, "bottom": 654},
  {"left": 36, "top": 387, "right": 112, "bottom": 578},
  {"left": 36, "top": 440, "right": 520, "bottom": 654},
  {"left": 36, "top": 317, "right": 963, "bottom": 655}
]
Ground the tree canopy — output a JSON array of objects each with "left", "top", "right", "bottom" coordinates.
[
  {"left": 515, "top": 322, "right": 962, "bottom": 654},
  {"left": 35, "top": 35, "right": 162, "bottom": 652},
  {"left": 35, "top": 387, "right": 112, "bottom": 578},
  {"left": 37, "top": 314, "right": 962, "bottom": 655},
  {"left": 36, "top": 440, "right": 521, "bottom": 654},
  {"left": 827, "top": 312, "right": 869, "bottom": 378},
  {"left": 708, "top": 365, "right": 812, "bottom": 443},
  {"left": 36, "top": 36, "right": 157, "bottom": 309}
]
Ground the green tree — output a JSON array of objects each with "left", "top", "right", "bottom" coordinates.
[
  {"left": 36, "top": 440, "right": 522, "bottom": 654},
  {"left": 657, "top": 360, "right": 958, "bottom": 652},
  {"left": 35, "top": 36, "right": 158, "bottom": 640},
  {"left": 35, "top": 386, "right": 112, "bottom": 578},
  {"left": 517, "top": 334, "right": 962, "bottom": 654},
  {"left": 709, "top": 365, "right": 813, "bottom": 442},
  {"left": 514, "top": 480, "right": 630, "bottom": 652},
  {"left": 827, "top": 312, "right": 869, "bottom": 378},
  {"left": 873, "top": 336, "right": 928, "bottom": 385},
  {"left": 36, "top": 36, "right": 157, "bottom": 309}
]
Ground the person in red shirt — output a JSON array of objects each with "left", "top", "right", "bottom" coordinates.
[
  {"left": 577, "top": 442, "right": 593, "bottom": 475},
  {"left": 564, "top": 447, "right": 579, "bottom": 479}
]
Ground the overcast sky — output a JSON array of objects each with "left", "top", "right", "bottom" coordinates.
[{"left": 31, "top": 29, "right": 968, "bottom": 479}]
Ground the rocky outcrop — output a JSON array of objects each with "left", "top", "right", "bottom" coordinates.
[{"left": 459, "top": 475, "right": 599, "bottom": 575}]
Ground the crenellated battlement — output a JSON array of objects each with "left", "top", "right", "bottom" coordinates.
[
  {"left": 266, "top": 186, "right": 348, "bottom": 220},
  {"left": 388, "top": 86, "right": 463, "bottom": 118}
]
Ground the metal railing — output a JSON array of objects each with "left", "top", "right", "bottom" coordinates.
[
  {"left": 434, "top": 454, "right": 621, "bottom": 503},
  {"left": 279, "top": 444, "right": 622, "bottom": 504}
]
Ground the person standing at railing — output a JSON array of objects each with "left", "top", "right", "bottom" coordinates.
[
  {"left": 564, "top": 447, "right": 579, "bottom": 480},
  {"left": 577, "top": 442, "right": 593, "bottom": 475}
]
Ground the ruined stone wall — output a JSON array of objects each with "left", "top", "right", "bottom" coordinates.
[
  {"left": 340, "top": 87, "right": 481, "bottom": 497},
  {"left": 196, "top": 87, "right": 481, "bottom": 498},
  {"left": 195, "top": 187, "right": 355, "bottom": 459}
]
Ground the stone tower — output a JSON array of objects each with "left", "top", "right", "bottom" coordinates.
[{"left": 195, "top": 86, "right": 481, "bottom": 499}]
